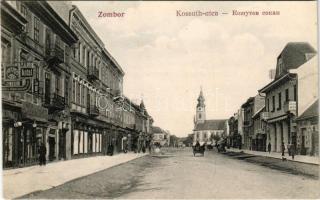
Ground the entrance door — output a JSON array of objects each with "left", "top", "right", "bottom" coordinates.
[
  {"left": 48, "top": 137, "right": 55, "bottom": 161},
  {"left": 88, "top": 132, "right": 92, "bottom": 153},
  {"left": 301, "top": 128, "right": 306, "bottom": 155},
  {"left": 58, "top": 130, "right": 66, "bottom": 160}
]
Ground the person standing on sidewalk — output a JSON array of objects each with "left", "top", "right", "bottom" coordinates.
[
  {"left": 268, "top": 142, "right": 271, "bottom": 154},
  {"left": 290, "top": 144, "right": 295, "bottom": 160},
  {"left": 38, "top": 142, "right": 47, "bottom": 166},
  {"left": 281, "top": 142, "right": 286, "bottom": 160}
]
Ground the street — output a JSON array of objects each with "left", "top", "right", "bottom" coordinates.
[{"left": 22, "top": 148, "right": 319, "bottom": 199}]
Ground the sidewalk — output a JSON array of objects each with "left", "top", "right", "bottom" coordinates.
[
  {"left": 226, "top": 148, "right": 319, "bottom": 165},
  {"left": 3, "top": 153, "right": 147, "bottom": 199}
]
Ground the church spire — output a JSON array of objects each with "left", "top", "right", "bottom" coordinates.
[
  {"left": 197, "top": 87, "right": 205, "bottom": 108},
  {"left": 195, "top": 87, "right": 206, "bottom": 124}
]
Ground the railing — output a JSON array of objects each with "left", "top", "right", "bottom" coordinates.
[
  {"left": 88, "top": 66, "right": 99, "bottom": 81},
  {"left": 89, "top": 105, "right": 99, "bottom": 116},
  {"left": 44, "top": 93, "right": 65, "bottom": 111},
  {"left": 24, "top": 35, "right": 44, "bottom": 56},
  {"left": 283, "top": 101, "right": 297, "bottom": 114},
  {"left": 45, "top": 44, "right": 64, "bottom": 64},
  {"left": 243, "top": 120, "right": 252, "bottom": 127}
]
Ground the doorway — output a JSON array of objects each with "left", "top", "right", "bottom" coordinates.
[
  {"left": 300, "top": 128, "right": 306, "bottom": 155},
  {"left": 58, "top": 130, "right": 66, "bottom": 160}
]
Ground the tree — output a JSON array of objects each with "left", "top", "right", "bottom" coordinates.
[{"left": 212, "top": 134, "right": 221, "bottom": 145}]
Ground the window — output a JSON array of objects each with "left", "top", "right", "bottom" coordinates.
[
  {"left": 278, "top": 58, "right": 283, "bottom": 75},
  {"left": 293, "top": 85, "right": 297, "bottom": 101},
  {"left": 34, "top": 17, "right": 40, "bottom": 43},
  {"left": 21, "top": 4, "right": 27, "bottom": 17},
  {"left": 65, "top": 78, "right": 69, "bottom": 105},
  {"left": 72, "top": 79, "right": 76, "bottom": 103},
  {"left": 86, "top": 51, "right": 90, "bottom": 68},
  {"left": 55, "top": 76, "right": 60, "bottom": 95},
  {"left": 81, "top": 85, "right": 85, "bottom": 106},
  {"left": 82, "top": 46, "right": 85, "bottom": 65},
  {"left": 278, "top": 92, "right": 282, "bottom": 110},
  {"left": 77, "top": 82, "right": 81, "bottom": 104},
  {"left": 267, "top": 99, "right": 270, "bottom": 112},
  {"left": 272, "top": 96, "right": 275, "bottom": 112},
  {"left": 77, "top": 45, "right": 81, "bottom": 62},
  {"left": 56, "top": 36, "right": 61, "bottom": 48},
  {"left": 285, "top": 89, "right": 289, "bottom": 102}
]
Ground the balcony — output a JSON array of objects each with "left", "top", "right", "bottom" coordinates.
[
  {"left": 45, "top": 44, "right": 64, "bottom": 65},
  {"left": 44, "top": 93, "right": 65, "bottom": 111},
  {"left": 284, "top": 101, "right": 297, "bottom": 114},
  {"left": 89, "top": 105, "right": 99, "bottom": 117},
  {"left": 260, "top": 112, "right": 270, "bottom": 121},
  {"left": 88, "top": 67, "right": 99, "bottom": 81},
  {"left": 243, "top": 120, "right": 252, "bottom": 127},
  {"left": 23, "top": 35, "right": 44, "bottom": 56}
]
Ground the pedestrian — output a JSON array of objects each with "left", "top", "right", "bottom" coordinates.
[
  {"left": 107, "top": 144, "right": 114, "bottom": 156},
  {"left": 281, "top": 142, "right": 285, "bottom": 156},
  {"left": 268, "top": 142, "right": 271, "bottom": 154},
  {"left": 290, "top": 144, "right": 295, "bottom": 160},
  {"left": 38, "top": 142, "right": 47, "bottom": 166},
  {"left": 281, "top": 142, "right": 286, "bottom": 161}
]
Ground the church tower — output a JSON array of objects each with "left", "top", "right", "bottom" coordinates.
[{"left": 195, "top": 88, "right": 206, "bottom": 124}]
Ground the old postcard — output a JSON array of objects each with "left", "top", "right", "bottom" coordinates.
[{"left": 1, "top": 0, "right": 319, "bottom": 199}]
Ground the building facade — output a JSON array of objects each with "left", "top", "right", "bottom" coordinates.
[
  {"left": 241, "top": 95, "right": 265, "bottom": 150},
  {"left": 1, "top": 1, "right": 78, "bottom": 168},
  {"left": 2, "top": 1, "right": 154, "bottom": 169},
  {"left": 259, "top": 42, "right": 317, "bottom": 154}
]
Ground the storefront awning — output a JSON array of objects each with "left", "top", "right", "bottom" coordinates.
[{"left": 267, "top": 115, "right": 288, "bottom": 123}]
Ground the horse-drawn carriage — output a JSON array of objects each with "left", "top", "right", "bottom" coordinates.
[{"left": 192, "top": 141, "right": 205, "bottom": 156}]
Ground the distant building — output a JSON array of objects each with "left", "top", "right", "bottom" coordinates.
[
  {"left": 152, "top": 126, "right": 170, "bottom": 147},
  {"left": 193, "top": 89, "right": 227, "bottom": 146},
  {"left": 241, "top": 95, "right": 265, "bottom": 150}
]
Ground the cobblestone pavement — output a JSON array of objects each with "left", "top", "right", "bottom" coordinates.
[{"left": 21, "top": 148, "right": 320, "bottom": 199}]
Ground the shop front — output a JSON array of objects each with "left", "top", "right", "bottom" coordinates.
[
  {"left": 2, "top": 101, "right": 48, "bottom": 168},
  {"left": 71, "top": 115, "right": 104, "bottom": 158}
]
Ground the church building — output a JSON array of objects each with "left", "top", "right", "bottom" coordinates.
[{"left": 193, "top": 89, "right": 227, "bottom": 146}]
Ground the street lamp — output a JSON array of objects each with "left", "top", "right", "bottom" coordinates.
[{"left": 14, "top": 121, "right": 22, "bottom": 127}]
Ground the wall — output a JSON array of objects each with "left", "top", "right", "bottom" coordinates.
[{"left": 289, "top": 55, "right": 318, "bottom": 117}]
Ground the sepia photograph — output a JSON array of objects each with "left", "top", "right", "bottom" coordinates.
[{"left": 1, "top": 0, "right": 319, "bottom": 199}]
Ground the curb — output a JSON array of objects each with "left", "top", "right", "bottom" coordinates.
[{"left": 225, "top": 150, "right": 319, "bottom": 166}]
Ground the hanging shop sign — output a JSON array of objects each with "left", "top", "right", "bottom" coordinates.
[
  {"left": 22, "top": 101, "right": 48, "bottom": 122},
  {"left": 5, "top": 65, "right": 20, "bottom": 80},
  {"left": 20, "top": 68, "right": 33, "bottom": 77}
]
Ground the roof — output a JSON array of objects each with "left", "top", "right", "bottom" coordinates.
[
  {"left": 151, "top": 126, "right": 163, "bottom": 133},
  {"left": 259, "top": 73, "right": 296, "bottom": 93},
  {"left": 194, "top": 119, "right": 226, "bottom": 131},
  {"left": 296, "top": 100, "right": 319, "bottom": 121},
  {"left": 279, "top": 42, "right": 316, "bottom": 69},
  {"left": 241, "top": 97, "right": 254, "bottom": 108},
  {"left": 275, "top": 42, "right": 316, "bottom": 79}
]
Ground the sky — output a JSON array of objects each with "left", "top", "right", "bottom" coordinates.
[{"left": 72, "top": 1, "right": 317, "bottom": 137}]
